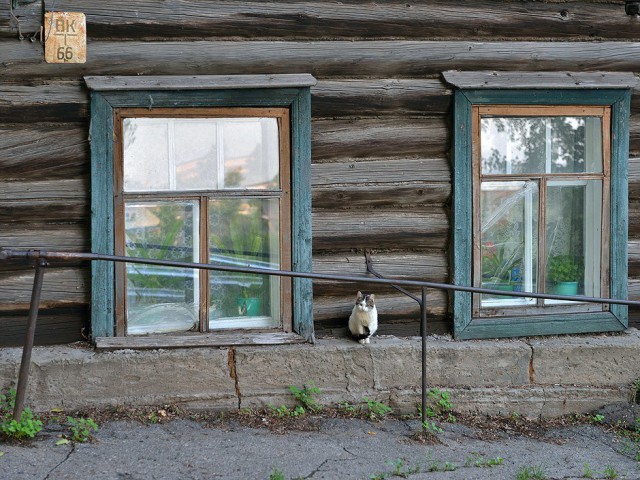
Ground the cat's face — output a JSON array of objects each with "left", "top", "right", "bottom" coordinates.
[{"left": 355, "top": 291, "right": 375, "bottom": 312}]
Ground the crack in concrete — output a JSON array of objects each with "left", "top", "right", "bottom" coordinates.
[
  {"left": 303, "top": 458, "right": 331, "bottom": 479},
  {"left": 228, "top": 348, "right": 241, "bottom": 409},
  {"left": 42, "top": 443, "right": 75, "bottom": 480},
  {"left": 524, "top": 340, "right": 535, "bottom": 384}
]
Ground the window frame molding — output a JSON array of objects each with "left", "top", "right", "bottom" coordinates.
[
  {"left": 86, "top": 75, "right": 316, "bottom": 343},
  {"left": 451, "top": 86, "right": 631, "bottom": 340}
]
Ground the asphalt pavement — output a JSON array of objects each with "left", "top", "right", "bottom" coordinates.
[{"left": 1, "top": 416, "right": 639, "bottom": 480}]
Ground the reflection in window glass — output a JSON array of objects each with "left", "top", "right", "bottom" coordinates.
[
  {"left": 480, "top": 181, "right": 538, "bottom": 307},
  {"left": 124, "top": 201, "right": 199, "bottom": 335},
  {"left": 209, "top": 198, "right": 280, "bottom": 329},
  {"left": 545, "top": 181, "right": 602, "bottom": 301},
  {"left": 481, "top": 117, "right": 602, "bottom": 175}
]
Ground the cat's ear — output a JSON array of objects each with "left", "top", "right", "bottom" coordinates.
[
  {"left": 356, "top": 290, "right": 363, "bottom": 298},
  {"left": 369, "top": 294, "right": 375, "bottom": 301}
]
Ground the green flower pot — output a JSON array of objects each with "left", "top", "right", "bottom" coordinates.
[
  {"left": 552, "top": 281, "right": 578, "bottom": 296},
  {"left": 237, "top": 297, "right": 262, "bottom": 316}
]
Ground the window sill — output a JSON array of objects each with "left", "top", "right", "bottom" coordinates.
[
  {"left": 457, "top": 311, "right": 626, "bottom": 340},
  {"left": 95, "top": 331, "right": 308, "bottom": 351}
]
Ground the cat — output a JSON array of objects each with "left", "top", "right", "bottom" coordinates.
[{"left": 348, "top": 291, "right": 378, "bottom": 344}]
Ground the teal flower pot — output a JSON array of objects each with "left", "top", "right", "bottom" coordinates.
[{"left": 553, "top": 281, "right": 578, "bottom": 296}]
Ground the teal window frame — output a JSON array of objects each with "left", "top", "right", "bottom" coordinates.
[
  {"left": 86, "top": 76, "right": 315, "bottom": 342},
  {"left": 452, "top": 88, "right": 630, "bottom": 339}
]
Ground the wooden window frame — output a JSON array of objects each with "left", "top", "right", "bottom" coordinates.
[
  {"left": 472, "top": 105, "right": 611, "bottom": 318},
  {"left": 113, "top": 107, "right": 293, "bottom": 336},
  {"left": 86, "top": 75, "right": 315, "bottom": 346},
  {"left": 451, "top": 88, "right": 630, "bottom": 340}
]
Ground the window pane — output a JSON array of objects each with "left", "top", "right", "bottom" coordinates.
[
  {"left": 122, "top": 117, "right": 279, "bottom": 192},
  {"left": 545, "top": 181, "right": 602, "bottom": 301},
  {"left": 174, "top": 120, "right": 218, "bottom": 190},
  {"left": 481, "top": 117, "right": 603, "bottom": 175},
  {"left": 125, "top": 201, "right": 199, "bottom": 334},
  {"left": 480, "top": 181, "right": 538, "bottom": 307},
  {"left": 222, "top": 118, "right": 279, "bottom": 189},
  {"left": 123, "top": 118, "right": 170, "bottom": 191},
  {"left": 209, "top": 198, "right": 280, "bottom": 329}
]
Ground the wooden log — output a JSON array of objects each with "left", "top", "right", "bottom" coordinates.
[
  {"left": 0, "top": 79, "right": 450, "bottom": 122},
  {"left": 0, "top": 306, "right": 87, "bottom": 347},
  {"left": 631, "top": 158, "right": 640, "bottom": 182},
  {"left": 312, "top": 117, "right": 449, "bottom": 161},
  {"left": 4, "top": 41, "right": 640, "bottom": 79},
  {"left": 0, "top": 199, "right": 88, "bottom": 224},
  {"left": 312, "top": 79, "right": 451, "bottom": 117},
  {"left": 0, "top": 0, "right": 42, "bottom": 39},
  {"left": 630, "top": 202, "right": 640, "bottom": 240},
  {"left": 0, "top": 178, "right": 87, "bottom": 201},
  {"left": 0, "top": 82, "right": 88, "bottom": 123},
  {"left": 312, "top": 207, "right": 449, "bottom": 251},
  {"left": 312, "top": 251, "right": 448, "bottom": 296},
  {"left": 312, "top": 157, "right": 451, "bottom": 185},
  {"left": 0, "top": 124, "right": 89, "bottom": 180},
  {"left": 630, "top": 240, "right": 640, "bottom": 278},
  {"left": 40, "top": 1, "right": 640, "bottom": 41},
  {"left": 0, "top": 224, "right": 89, "bottom": 250},
  {"left": 313, "top": 182, "right": 450, "bottom": 209},
  {"left": 631, "top": 115, "right": 640, "bottom": 154},
  {"left": 0, "top": 267, "right": 89, "bottom": 307}
]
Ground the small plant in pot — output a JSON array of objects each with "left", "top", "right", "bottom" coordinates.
[
  {"left": 481, "top": 243, "right": 521, "bottom": 291},
  {"left": 547, "top": 255, "right": 581, "bottom": 295}
]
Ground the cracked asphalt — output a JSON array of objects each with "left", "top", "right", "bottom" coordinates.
[{"left": 1, "top": 417, "right": 639, "bottom": 480}]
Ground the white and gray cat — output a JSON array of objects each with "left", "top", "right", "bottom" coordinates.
[{"left": 348, "top": 291, "right": 378, "bottom": 344}]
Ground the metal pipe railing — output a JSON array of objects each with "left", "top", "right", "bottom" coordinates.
[{"left": 2, "top": 246, "right": 640, "bottom": 429}]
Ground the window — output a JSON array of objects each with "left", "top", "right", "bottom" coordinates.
[
  {"left": 446, "top": 71, "right": 633, "bottom": 339},
  {"left": 86, "top": 75, "right": 315, "bottom": 344}
]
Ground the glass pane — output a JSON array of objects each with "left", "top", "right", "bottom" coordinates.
[
  {"left": 174, "top": 120, "right": 218, "bottom": 190},
  {"left": 480, "top": 181, "right": 538, "bottom": 307},
  {"left": 222, "top": 118, "right": 279, "bottom": 189},
  {"left": 125, "top": 201, "right": 199, "bottom": 334},
  {"left": 545, "top": 181, "right": 602, "bottom": 301},
  {"left": 209, "top": 198, "right": 280, "bottom": 329},
  {"left": 481, "top": 117, "right": 603, "bottom": 175},
  {"left": 122, "top": 117, "right": 280, "bottom": 192},
  {"left": 123, "top": 118, "right": 170, "bottom": 191}
]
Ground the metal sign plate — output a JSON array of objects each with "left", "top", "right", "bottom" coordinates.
[{"left": 44, "top": 12, "right": 86, "bottom": 64}]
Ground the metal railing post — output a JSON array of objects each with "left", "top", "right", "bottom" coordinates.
[
  {"left": 421, "top": 287, "right": 427, "bottom": 431},
  {"left": 13, "top": 258, "right": 47, "bottom": 421}
]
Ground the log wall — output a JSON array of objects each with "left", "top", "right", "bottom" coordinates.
[{"left": 0, "top": 0, "right": 639, "bottom": 344}]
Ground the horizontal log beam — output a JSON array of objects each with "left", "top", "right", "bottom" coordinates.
[
  {"left": 0, "top": 224, "right": 89, "bottom": 251},
  {"left": 0, "top": 267, "right": 89, "bottom": 306},
  {"left": 312, "top": 157, "right": 451, "bottom": 185},
  {"left": 312, "top": 117, "right": 449, "bottom": 160},
  {"left": 4, "top": 41, "right": 640, "bottom": 79},
  {"left": 35, "top": 1, "right": 640, "bottom": 41},
  {"left": 313, "top": 207, "right": 448, "bottom": 250},
  {"left": 0, "top": 306, "right": 87, "bottom": 347},
  {"left": 313, "top": 182, "right": 450, "bottom": 209},
  {"left": 0, "top": 124, "right": 89, "bottom": 180}
]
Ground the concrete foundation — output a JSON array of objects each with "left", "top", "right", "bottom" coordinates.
[{"left": 1, "top": 330, "right": 639, "bottom": 418}]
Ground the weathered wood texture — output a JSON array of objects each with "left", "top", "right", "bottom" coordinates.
[
  {"left": 312, "top": 208, "right": 449, "bottom": 251},
  {"left": 0, "top": 306, "right": 88, "bottom": 347},
  {"left": 32, "top": 1, "right": 640, "bottom": 40},
  {"left": 0, "top": 124, "right": 89, "bottom": 180},
  {"left": 0, "top": 0, "right": 42, "bottom": 39},
  {"left": 5, "top": 41, "right": 640, "bottom": 79}
]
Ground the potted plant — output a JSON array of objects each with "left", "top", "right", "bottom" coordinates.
[
  {"left": 547, "top": 255, "right": 581, "bottom": 295},
  {"left": 481, "top": 243, "right": 522, "bottom": 294}
]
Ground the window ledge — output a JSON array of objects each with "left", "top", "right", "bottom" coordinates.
[
  {"left": 443, "top": 71, "right": 638, "bottom": 90},
  {"left": 95, "top": 331, "right": 308, "bottom": 351}
]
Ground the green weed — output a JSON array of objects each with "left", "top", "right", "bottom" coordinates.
[
  {"left": 589, "top": 414, "right": 605, "bottom": 424},
  {"left": 362, "top": 398, "right": 393, "bottom": 420},
  {"left": 603, "top": 465, "right": 619, "bottom": 480},
  {"left": 370, "top": 459, "right": 420, "bottom": 479},
  {"left": 269, "top": 467, "right": 285, "bottom": 480},
  {"left": 0, "top": 389, "right": 42, "bottom": 440},
  {"left": 289, "top": 383, "right": 322, "bottom": 413},
  {"left": 421, "top": 419, "right": 443, "bottom": 434},
  {"left": 516, "top": 465, "right": 547, "bottom": 480},
  {"left": 67, "top": 416, "right": 99, "bottom": 443},
  {"left": 582, "top": 463, "right": 594, "bottom": 478}
]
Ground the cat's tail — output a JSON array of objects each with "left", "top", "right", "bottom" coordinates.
[{"left": 351, "top": 326, "right": 371, "bottom": 341}]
